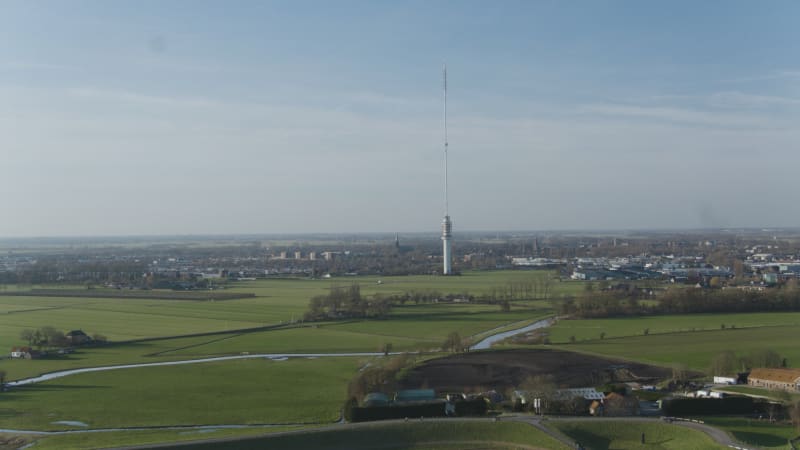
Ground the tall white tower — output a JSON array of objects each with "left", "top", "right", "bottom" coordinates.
[{"left": 441, "top": 65, "right": 453, "bottom": 275}]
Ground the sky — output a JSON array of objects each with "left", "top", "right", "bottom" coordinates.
[{"left": 1, "top": 0, "right": 799, "bottom": 237}]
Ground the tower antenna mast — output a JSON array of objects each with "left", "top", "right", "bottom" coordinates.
[{"left": 443, "top": 64, "right": 449, "bottom": 216}]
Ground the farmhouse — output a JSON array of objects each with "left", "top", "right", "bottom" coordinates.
[
  {"left": 66, "top": 330, "right": 91, "bottom": 345},
  {"left": 748, "top": 368, "right": 800, "bottom": 392},
  {"left": 10, "top": 346, "right": 40, "bottom": 359}
]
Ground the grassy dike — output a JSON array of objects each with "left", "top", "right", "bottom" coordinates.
[
  {"left": 549, "top": 420, "right": 727, "bottom": 450},
  {"left": 136, "top": 421, "right": 571, "bottom": 450}
]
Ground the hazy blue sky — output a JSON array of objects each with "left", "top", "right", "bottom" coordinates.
[{"left": 2, "top": 1, "right": 799, "bottom": 237}]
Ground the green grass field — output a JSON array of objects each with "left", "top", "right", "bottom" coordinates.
[
  {"left": 548, "top": 420, "right": 726, "bottom": 450},
  {"left": 701, "top": 417, "right": 797, "bottom": 449},
  {"left": 544, "top": 325, "right": 800, "bottom": 372},
  {"left": 547, "top": 312, "right": 800, "bottom": 342},
  {"left": 0, "top": 271, "right": 561, "bottom": 348},
  {"left": 0, "top": 358, "right": 360, "bottom": 431},
  {"left": 148, "top": 421, "right": 571, "bottom": 450},
  {"left": 0, "top": 295, "right": 290, "bottom": 345},
  {"left": 25, "top": 426, "right": 307, "bottom": 450},
  {"left": 5, "top": 271, "right": 800, "bottom": 450},
  {"left": 496, "top": 312, "right": 800, "bottom": 372},
  {"left": 0, "top": 272, "right": 557, "bottom": 381},
  {"left": 1, "top": 332, "right": 274, "bottom": 381},
  {"left": 0, "top": 306, "right": 552, "bottom": 382}
]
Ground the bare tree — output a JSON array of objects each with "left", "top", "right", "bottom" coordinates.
[
  {"left": 520, "top": 374, "right": 557, "bottom": 414},
  {"left": 20, "top": 329, "right": 35, "bottom": 346},
  {"left": 710, "top": 351, "right": 738, "bottom": 376},
  {"left": 443, "top": 331, "right": 464, "bottom": 353},
  {"left": 671, "top": 363, "right": 689, "bottom": 384},
  {"left": 789, "top": 400, "right": 800, "bottom": 433},
  {"left": 542, "top": 275, "right": 553, "bottom": 299}
]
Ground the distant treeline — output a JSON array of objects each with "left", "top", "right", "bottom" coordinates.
[
  {"left": 560, "top": 285, "right": 800, "bottom": 318},
  {"left": 303, "top": 280, "right": 555, "bottom": 322},
  {"left": 304, "top": 284, "right": 392, "bottom": 321}
]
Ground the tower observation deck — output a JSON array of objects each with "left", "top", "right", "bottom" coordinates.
[{"left": 442, "top": 215, "right": 453, "bottom": 275}]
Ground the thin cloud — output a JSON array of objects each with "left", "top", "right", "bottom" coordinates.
[
  {"left": 66, "top": 87, "right": 218, "bottom": 108},
  {"left": 1, "top": 61, "right": 77, "bottom": 72},
  {"left": 722, "top": 70, "right": 800, "bottom": 84},
  {"left": 708, "top": 91, "right": 800, "bottom": 108},
  {"left": 577, "top": 103, "right": 788, "bottom": 129}
]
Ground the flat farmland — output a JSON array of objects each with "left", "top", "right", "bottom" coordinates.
[
  {"left": 229, "top": 270, "right": 575, "bottom": 303},
  {"left": 0, "top": 272, "right": 556, "bottom": 381},
  {"left": 0, "top": 271, "right": 562, "bottom": 347},
  {"left": 549, "top": 325, "right": 800, "bottom": 371},
  {"left": 332, "top": 304, "right": 552, "bottom": 342},
  {"left": 155, "top": 325, "right": 432, "bottom": 357},
  {"left": 158, "top": 306, "right": 553, "bottom": 358},
  {"left": 0, "top": 357, "right": 360, "bottom": 431},
  {"left": 546, "top": 312, "right": 800, "bottom": 342},
  {"left": 0, "top": 296, "right": 273, "bottom": 345},
  {"left": 489, "top": 312, "right": 800, "bottom": 371},
  {"left": 0, "top": 333, "right": 254, "bottom": 381}
]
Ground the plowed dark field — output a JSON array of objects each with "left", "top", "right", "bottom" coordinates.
[{"left": 401, "top": 349, "right": 673, "bottom": 392}]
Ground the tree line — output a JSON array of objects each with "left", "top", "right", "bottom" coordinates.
[
  {"left": 303, "top": 284, "right": 392, "bottom": 321},
  {"left": 560, "top": 284, "right": 800, "bottom": 318},
  {"left": 303, "top": 277, "right": 557, "bottom": 322},
  {"left": 710, "top": 349, "right": 786, "bottom": 375}
]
